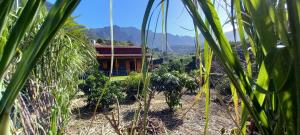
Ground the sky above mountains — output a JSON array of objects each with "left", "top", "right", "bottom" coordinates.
[{"left": 47, "top": 0, "right": 232, "bottom": 37}]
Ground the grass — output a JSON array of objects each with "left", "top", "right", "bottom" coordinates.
[{"left": 111, "top": 76, "right": 128, "bottom": 81}]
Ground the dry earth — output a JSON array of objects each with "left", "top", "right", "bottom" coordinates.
[{"left": 65, "top": 91, "right": 236, "bottom": 135}]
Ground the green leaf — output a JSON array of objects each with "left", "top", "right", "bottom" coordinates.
[
  {"left": 0, "top": 0, "right": 14, "bottom": 37},
  {"left": 0, "top": 0, "right": 80, "bottom": 115},
  {"left": 286, "top": 0, "right": 300, "bottom": 134},
  {"left": 183, "top": 0, "right": 269, "bottom": 133},
  {"left": 141, "top": 0, "right": 155, "bottom": 134},
  {"left": 242, "top": 0, "right": 277, "bottom": 55},
  {"left": 203, "top": 19, "right": 213, "bottom": 135},
  {"left": 0, "top": 0, "right": 44, "bottom": 80},
  {"left": 234, "top": 0, "right": 252, "bottom": 78}
]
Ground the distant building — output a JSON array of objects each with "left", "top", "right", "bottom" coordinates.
[{"left": 95, "top": 43, "right": 149, "bottom": 76}]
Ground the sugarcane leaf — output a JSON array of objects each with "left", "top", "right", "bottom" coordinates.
[
  {"left": 203, "top": 19, "right": 213, "bottom": 135},
  {"left": 277, "top": 69, "right": 298, "bottom": 135},
  {"left": 141, "top": 0, "right": 155, "bottom": 134},
  {"left": 0, "top": 0, "right": 80, "bottom": 114},
  {"left": 0, "top": 0, "right": 14, "bottom": 37},
  {"left": 0, "top": 0, "right": 45, "bottom": 113},
  {"left": 242, "top": 0, "right": 277, "bottom": 55},
  {"left": 230, "top": 82, "right": 240, "bottom": 124},
  {"left": 183, "top": 0, "right": 269, "bottom": 133},
  {"left": 0, "top": 0, "right": 44, "bottom": 80},
  {"left": 265, "top": 47, "right": 291, "bottom": 91},
  {"left": 286, "top": 1, "right": 300, "bottom": 133},
  {"left": 234, "top": 0, "right": 252, "bottom": 78}
]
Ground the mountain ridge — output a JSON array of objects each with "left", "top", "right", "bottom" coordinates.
[{"left": 86, "top": 25, "right": 237, "bottom": 51}]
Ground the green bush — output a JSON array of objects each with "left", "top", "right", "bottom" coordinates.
[
  {"left": 150, "top": 70, "right": 199, "bottom": 110},
  {"left": 79, "top": 71, "right": 125, "bottom": 109},
  {"left": 150, "top": 71, "right": 184, "bottom": 111},
  {"left": 168, "top": 60, "right": 184, "bottom": 73},
  {"left": 179, "top": 73, "right": 199, "bottom": 94},
  {"left": 124, "top": 72, "right": 143, "bottom": 101},
  {"left": 161, "top": 73, "right": 183, "bottom": 111},
  {"left": 79, "top": 71, "right": 107, "bottom": 96},
  {"left": 95, "top": 81, "right": 125, "bottom": 108}
]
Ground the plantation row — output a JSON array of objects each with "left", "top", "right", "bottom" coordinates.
[{"left": 79, "top": 62, "right": 201, "bottom": 111}]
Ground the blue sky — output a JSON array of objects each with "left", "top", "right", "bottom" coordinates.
[{"left": 48, "top": 0, "right": 231, "bottom": 36}]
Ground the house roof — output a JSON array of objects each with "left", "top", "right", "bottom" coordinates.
[
  {"left": 94, "top": 43, "right": 150, "bottom": 58},
  {"left": 94, "top": 43, "right": 142, "bottom": 49}
]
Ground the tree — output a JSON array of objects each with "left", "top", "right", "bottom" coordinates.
[{"left": 96, "top": 38, "right": 104, "bottom": 44}]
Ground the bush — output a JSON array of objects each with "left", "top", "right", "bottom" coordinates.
[
  {"left": 150, "top": 70, "right": 199, "bottom": 110},
  {"left": 185, "top": 56, "right": 198, "bottom": 72},
  {"left": 150, "top": 73, "right": 164, "bottom": 92},
  {"left": 96, "top": 81, "right": 125, "bottom": 108},
  {"left": 161, "top": 73, "right": 183, "bottom": 110},
  {"left": 168, "top": 60, "right": 184, "bottom": 73},
  {"left": 171, "top": 71, "right": 199, "bottom": 94},
  {"left": 150, "top": 71, "right": 184, "bottom": 111},
  {"left": 179, "top": 73, "right": 199, "bottom": 94},
  {"left": 79, "top": 71, "right": 125, "bottom": 109},
  {"left": 124, "top": 72, "right": 143, "bottom": 101},
  {"left": 79, "top": 71, "right": 107, "bottom": 96}
]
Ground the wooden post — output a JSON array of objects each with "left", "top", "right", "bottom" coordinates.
[
  {"left": 136, "top": 59, "right": 141, "bottom": 73},
  {"left": 115, "top": 58, "right": 118, "bottom": 73}
]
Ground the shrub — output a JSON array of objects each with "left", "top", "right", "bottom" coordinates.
[
  {"left": 152, "top": 64, "right": 168, "bottom": 75},
  {"left": 150, "top": 71, "right": 184, "bottom": 111},
  {"left": 95, "top": 81, "right": 125, "bottom": 108},
  {"left": 150, "top": 73, "right": 164, "bottom": 92},
  {"left": 171, "top": 71, "right": 199, "bottom": 94},
  {"left": 181, "top": 75, "right": 199, "bottom": 94},
  {"left": 185, "top": 56, "right": 198, "bottom": 72},
  {"left": 79, "top": 71, "right": 108, "bottom": 96},
  {"left": 161, "top": 73, "right": 183, "bottom": 111},
  {"left": 79, "top": 71, "right": 125, "bottom": 109},
  {"left": 124, "top": 72, "right": 143, "bottom": 101},
  {"left": 168, "top": 60, "right": 183, "bottom": 73}
]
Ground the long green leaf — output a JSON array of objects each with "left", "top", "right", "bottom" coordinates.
[
  {"left": 242, "top": 0, "right": 276, "bottom": 55},
  {"left": 0, "top": 0, "right": 44, "bottom": 80},
  {"left": 182, "top": 0, "right": 269, "bottom": 133},
  {"left": 286, "top": 0, "right": 300, "bottom": 134},
  {"left": 234, "top": 0, "right": 252, "bottom": 78},
  {"left": 0, "top": 0, "right": 14, "bottom": 36},
  {"left": 141, "top": 0, "right": 155, "bottom": 134},
  {"left": 0, "top": 0, "right": 80, "bottom": 114},
  {"left": 203, "top": 20, "right": 213, "bottom": 134}
]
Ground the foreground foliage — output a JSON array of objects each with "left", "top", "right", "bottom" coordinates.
[
  {"left": 142, "top": 0, "right": 300, "bottom": 134},
  {"left": 0, "top": 0, "right": 82, "bottom": 134}
]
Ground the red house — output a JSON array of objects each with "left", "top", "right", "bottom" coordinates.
[{"left": 95, "top": 43, "right": 148, "bottom": 76}]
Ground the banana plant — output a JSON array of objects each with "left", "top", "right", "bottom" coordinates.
[
  {"left": 142, "top": 0, "right": 300, "bottom": 134},
  {"left": 0, "top": 0, "right": 80, "bottom": 134}
]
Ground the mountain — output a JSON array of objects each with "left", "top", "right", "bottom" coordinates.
[
  {"left": 87, "top": 25, "right": 195, "bottom": 49},
  {"left": 86, "top": 25, "right": 237, "bottom": 52}
]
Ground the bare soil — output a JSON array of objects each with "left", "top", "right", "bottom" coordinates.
[{"left": 65, "top": 91, "right": 236, "bottom": 135}]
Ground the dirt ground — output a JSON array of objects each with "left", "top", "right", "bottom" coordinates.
[{"left": 65, "top": 91, "right": 236, "bottom": 135}]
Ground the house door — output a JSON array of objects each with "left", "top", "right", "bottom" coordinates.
[
  {"left": 130, "top": 60, "right": 135, "bottom": 71},
  {"left": 118, "top": 60, "right": 127, "bottom": 75}
]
